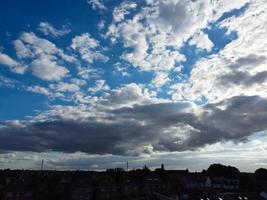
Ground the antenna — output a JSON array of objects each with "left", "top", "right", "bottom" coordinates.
[{"left": 41, "top": 159, "right": 44, "bottom": 171}]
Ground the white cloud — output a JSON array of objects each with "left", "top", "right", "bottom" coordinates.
[
  {"left": 107, "top": 0, "right": 212, "bottom": 73},
  {"left": 0, "top": 74, "right": 17, "bottom": 88},
  {"left": 70, "top": 78, "right": 87, "bottom": 86},
  {"left": 31, "top": 56, "right": 69, "bottom": 81},
  {"left": 113, "top": 62, "right": 130, "bottom": 77},
  {"left": 151, "top": 72, "right": 170, "bottom": 88},
  {"left": 147, "top": 0, "right": 212, "bottom": 45},
  {"left": 107, "top": 0, "right": 250, "bottom": 88},
  {"left": 210, "top": 0, "right": 250, "bottom": 21},
  {"left": 71, "top": 33, "right": 98, "bottom": 49},
  {"left": 50, "top": 82, "right": 80, "bottom": 93},
  {"left": 0, "top": 52, "right": 27, "bottom": 74},
  {"left": 97, "top": 20, "right": 105, "bottom": 31},
  {"left": 38, "top": 22, "right": 71, "bottom": 37},
  {"left": 77, "top": 66, "right": 101, "bottom": 80},
  {"left": 171, "top": 0, "right": 267, "bottom": 103},
  {"left": 107, "top": 1, "right": 201, "bottom": 88},
  {"left": 87, "top": 0, "right": 107, "bottom": 11},
  {"left": 112, "top": 1, "right": 137, "bottom": 23},
  {"left": 71, "top": 33, "right": 108, "bottom": 63},
  {"left": 88, "top": 79, "right": 109, "bottom": 93},
  {"left": 12, "top": 32, "right": 75, "bottom": 81},
  {"left": 27, "top": 85, "right": 51, "bottom": 96},
  {"left": 189, "top": 31, "right": 214, "bottom": 51},
  {"left": 14, "top": 32, "right": 75, "bottom": 62},
  {"left": 99, "top": 83, "right": 162, "bottom": 109},
  {"left": 13, "top": 40, "right": 32, "bottom": 60}
]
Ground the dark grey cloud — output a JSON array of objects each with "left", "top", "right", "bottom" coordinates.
[
  {"left": 219, "top": 71, "right": 267, "bottom": 87},
  {"left": 228, "top": 54, "right": 267, "bottom": 69},
  {"left": 218, "top": 54, "right": 267, "bottom": 87},
  {"left": 0, "top": 120, "right": 157, "bottom": 155},
  {"left": 0, "top": 95, "right": 267, "bottom": 155},
  {"left": 188, "top": 95, "right": 267, "bottom": 147}
]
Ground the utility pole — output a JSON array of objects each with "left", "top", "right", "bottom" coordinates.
[
  {"left": 126, "top": 161, "right": 128, "bottom": 172},
  {"left": 41, "top": 159, "right": 44, "bottom": 171}
]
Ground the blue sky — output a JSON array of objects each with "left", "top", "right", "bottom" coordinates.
[{"left": 0, "top": 0, "right": 267, "bottom": 171}]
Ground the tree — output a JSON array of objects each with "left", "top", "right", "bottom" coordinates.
[
  {"left": 207, "top": 163, "right": 240, "bottom": 178},
  {"left": 255, "top": 168, "right": 267, "bottom": 179},
  {"left": 142, "top": 165, "right": 150, "bottom": 172}
]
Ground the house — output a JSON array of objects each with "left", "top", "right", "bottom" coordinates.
[
  {"left": 106, "top": 168, "right": 124, "bottom": 173},
  {"left": 144, "top": 174, "right": 169, "bottom": 191},
  {"left": 60, "top": 176, "right": 72, "bottom": 184},
  {"left": 5, "top": 177, "right": 12, "bottom": 186},
  {"left": 3, "top": 191, "right": 33, "bottom": 200},
  {"left": 72, "top": 188, "right": 93, "bottom": 200},
  {"left": 2, "top": 180, "right": 33, "bottom": 200},
  {"left": 165, "top": 170, "right": 190, "bottom": 178},
  {"left": 212, "top": 177, "right": 239, "bottom": 191},
  {"left": 2, "top": 183, "right": 33, "bottom": 200},
  {"left": 122, "top": 183, "right": 138, "bottom": 193},
  {"left": 186, "top": 175, "right": 212, "bottom": 190},
  {"left": 260, "top": 191, "right": 267, "bottom": 200}
]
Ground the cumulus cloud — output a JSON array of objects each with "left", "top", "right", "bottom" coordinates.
[
  {"left": 88, "top": 79, "right": 109, "bottom": 93},
  {"left": 106, "top": 0, "right": 249, "bottom": 88},
  {"left": 27, "top": 85, "right": 51, "bottom": 96},
  {"left": 151, "top": 71, "right": 170, "bottom": 88},
  {"left": 170, "top": 0, "right": 267, "bottom": 103},
  {"left": 14, "top": 32, "right": 75, "bottom": 62},
  {"left": 107, "top": 0, "right": 212, "bottom": 71},
  {"left": 71, "top": 33, "right": 109, "bottom": 63},
  {"left": 189, "top": 31, "right": 214, "bottom": 51},
  {"left": 112, "top": 1, "right": 137, "bottom": 23},
  {"left": 99, "top": 83, "right": 161, "bottom": 108},
  {"left": 38, "top": 22, "right": 71, "bottom": 37},
  {"left": 113, "top": 62, "right": 130, "bottom": 77},
  {"left": 26, "top": 78, "right": 87, "bottom": 100},
  {"left": 30, "top": 56, "right": 69, "bottom": 81},
  {"left": 97, "top": 20, "right": 105, "bottom": 30},
  {"left": 49, "top": 82, "right": 80, "bottom": 92},
  {"left": 0, "top": 52, "right": 27, "bottom": 74},
  {"left": 11, "top": 32, "right": 76, "bottom": 81},
  {"left": 87, "top": 0, "right": 107, "bottom": 11}
]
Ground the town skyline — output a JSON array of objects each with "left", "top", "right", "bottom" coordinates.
[{"left": 1, "top": 163, "right": 266, "bottom": 199}]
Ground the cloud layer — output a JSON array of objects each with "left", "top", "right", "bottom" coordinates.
[{"left": 1, "top": 93, "right": 267, "bottom": 156}]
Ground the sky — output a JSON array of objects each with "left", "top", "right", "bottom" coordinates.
[{"left": 0, "top": 0, "right": 267, "bottom": 172}]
